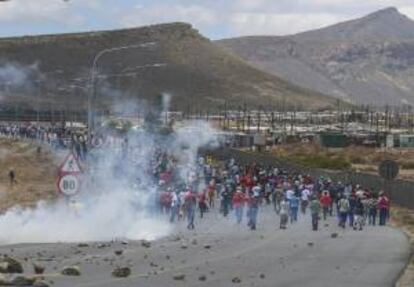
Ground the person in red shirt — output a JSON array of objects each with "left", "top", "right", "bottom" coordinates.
[
  {"left": 320, "top": 191, "right": 332, "bottom": 220},
  {"left": 377, "top": 191, "right": 390, "bottom": 226},
  {"left": 232, "top": 187, "right": 245, "bottom": 224},
  {"left": 198, "top": 190, "right": 208, "bottom": 219}
]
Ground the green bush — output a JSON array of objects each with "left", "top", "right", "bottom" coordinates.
[
  {"left": 286, "top": 154, "right": 351, "bottom": 171},
  {"left": 401, "top": 162, "right": 414, "bottom": 170}
]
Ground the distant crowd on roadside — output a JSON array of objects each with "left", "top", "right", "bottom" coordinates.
[{"left": 0, "top": 122, "right": 90, "bottom": 161}]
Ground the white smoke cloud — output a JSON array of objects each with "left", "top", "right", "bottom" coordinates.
[
  {"left": 0, "top": 62, "right": 39, "bottom": 88},
  {"left": 0, "top": 115, "right": 218, "bottom": 244}
]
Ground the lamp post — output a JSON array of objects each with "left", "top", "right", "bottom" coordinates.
[{"left": 88, "top": 42, "right": 157, "bottom": 143}]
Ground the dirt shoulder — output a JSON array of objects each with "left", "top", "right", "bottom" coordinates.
[
  {"left": 391, "top": 207, "right": 414, "bottom": 287},
  {"left": 0, "top": 137, "right": 58, "bottom": 212}
]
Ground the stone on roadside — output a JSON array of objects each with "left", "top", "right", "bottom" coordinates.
[
  {"left": 114, "top": 250, "right": 123, "bottom": 256},
  {"left": 97, "top": 243, "right": 109, "bottom": 249},
  {"left": 180, "top": 244, "right": 188, "bottom": 249},
  {"left": 203, "top": 245, "right": 211, "bottom": 249},
  {"left": 112, "top": 267, "right": 131, "bottom": 278},
  {"left": 170, "top": 235, "right": 181, "bottom": 242},
  {"left": 61, "top": 266, "right": 81, "bottom": 276},
  {"left": 0, "top": 274, "right": 9, "bottom": 285},
  {"left": 259, "top": 273, "right": 265, "bottom": 279},
  {"left": 331, "top": 233, "right": 338, "bottom": 239},
  {"left": 307, "top": 242, "right": 314, "bottom": 247},
  {"left": 77, "top": 243, "right": 89, "bottom": 248},
  {"left": 10, "top": 276, "right": 36, "bottom": 286},
  {"left": 33, "top": 280, "right": 50, "bottom": 287},
  {"left": 173, "top": 274, "right": 185, "bottom": 281},
  {"left": 198, "top": 275, "right": 207, "bottom": 281},
  {"left": 33, "top": 264, "right": 45, "bottom": 274},
  {"left": 141, "top": 240, "right": 151, "bottom": 248},
  {"left": 0, "top": 262, "right": 8, "bottom": 273},
  {"left": 232, "top": 276, "right": 242, "bottom": 283},
  {"left": 1, "top": 257, "right": 23, "bottom": 273}
]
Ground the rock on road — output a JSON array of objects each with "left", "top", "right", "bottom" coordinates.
[{"left": 0, "top": 206, "right": 410, "bottom": 287}]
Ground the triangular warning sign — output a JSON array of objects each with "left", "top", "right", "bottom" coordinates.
[{"left": 59, "top": 152, "right": 82, "bottom": 173}]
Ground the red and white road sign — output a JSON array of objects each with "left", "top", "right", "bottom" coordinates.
[
  {"left": 59, "top": 152, "right": 82, "bottom": 175},
  {"left": 58, "top": 152, "right": 83, "bottom": 197},
  {"left": 58, "top": 174, "right": 81, "bottom": 196}
]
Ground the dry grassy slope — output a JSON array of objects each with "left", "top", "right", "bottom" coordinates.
[
  {"left": 0, "top": 138, "right": 57, "bottom": 211},
  {"left": 0, "top": 23, "right": 338, "bottom": 111}
]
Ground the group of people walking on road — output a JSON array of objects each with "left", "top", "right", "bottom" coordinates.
[{"left": 153, "top": 155, "right": 391, "bottom": 232}]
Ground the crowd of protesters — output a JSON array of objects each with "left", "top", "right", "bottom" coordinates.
[
  {"left": 0, "top": 122, "right": 89, "bottom": 160},
  {"left": 153, "top": 156, "right": 391, "bottom": 232},
  {"left": 1, "top": 121, "right": 391, "bottom": 232}
]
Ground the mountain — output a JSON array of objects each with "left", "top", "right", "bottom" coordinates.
[
  {"left": 0, "top": 23, "right": 337, "bottom": 114},
  {"left": 217, "top": 7, "right": 414, "bottom": 106}
]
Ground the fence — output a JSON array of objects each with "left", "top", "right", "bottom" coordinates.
[{"left": 201, "top": 148, "right": 414, "bottom": 210}]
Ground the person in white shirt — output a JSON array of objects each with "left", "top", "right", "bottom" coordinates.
[
  {"left": 279, "top": 197, "right": 290, "bottom": 229},
  {"left": 301, "top": 188, "right": 311, "bottom": 214}
]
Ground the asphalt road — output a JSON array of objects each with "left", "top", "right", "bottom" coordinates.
[{"left": 0, "top": 205, "right": 410, "bottom": 287}]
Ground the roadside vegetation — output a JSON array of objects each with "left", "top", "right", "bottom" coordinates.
[
  {"left": 0, "top": 138, "right": 57, "bottom": 212},
  {"left": 271, "top": 142, "right": 414, "bottom": 180}
]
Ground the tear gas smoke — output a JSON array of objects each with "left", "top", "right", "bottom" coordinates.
[
  {"left": 0, "top": 62, "right": 39, "bottom": 88},
  {"left": 0, "top": 117, "right": 218, "bottom": 244}
]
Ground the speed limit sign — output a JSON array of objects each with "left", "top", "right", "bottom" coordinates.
[{"left": 58, "top": 174, "right": 81, "bottom": 196}]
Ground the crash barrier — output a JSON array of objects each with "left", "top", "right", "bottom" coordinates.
[{"left": 201, "top": 148, "right": 414, "bottom": 210}]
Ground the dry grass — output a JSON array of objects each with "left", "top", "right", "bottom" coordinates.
[
  {"left": 271, "top": 142, "right": 414, "bottom": 179},
  {"left": 0, "top": 138, "right": 58, "bottom": 212},
  {"left": 391, "top": 207, "right": 414, "bottom": 287}
]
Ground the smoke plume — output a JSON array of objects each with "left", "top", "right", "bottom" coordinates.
[{"left": 0, "top": 115, "right": 217, "bottom": 244}]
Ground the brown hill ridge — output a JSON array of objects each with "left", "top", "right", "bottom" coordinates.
[{"left": 0, "top": 23, "right": 337, "bottom": 112}]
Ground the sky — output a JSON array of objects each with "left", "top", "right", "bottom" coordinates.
[{"left": 0, "top": 0, "right": 414, "bottom": 40}]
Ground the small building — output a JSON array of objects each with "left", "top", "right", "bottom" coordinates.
[
  {"left": 387, "top": 134, "right": 414, "bottom": 148},
  {"left": 319, "top": 132, "right": 349, "bottom": 148}
]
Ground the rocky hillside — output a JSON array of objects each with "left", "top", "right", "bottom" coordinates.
[
  {"left": 0, "top": 23, "right": 337, "bottom": 113},
  {"left": 217, "top": 7, "right": 414, "bottom": 106}
]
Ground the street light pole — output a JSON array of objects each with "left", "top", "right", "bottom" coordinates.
[{"left": 88, "top": 42, "right": 156, "bottom": 143}]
